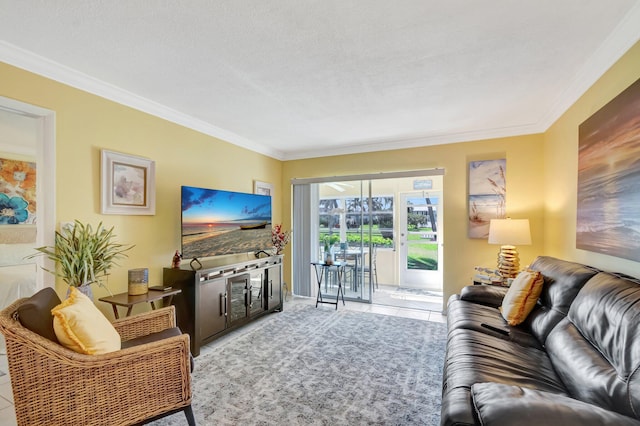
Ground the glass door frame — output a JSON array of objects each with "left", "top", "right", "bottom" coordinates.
[
  {"left": 316, "top": 180, "right": 373, "bottom": 304},
  {"left": 398, "top": 191, "right": 443, "bottom": 290},
  {"left": 291, "top": 168, "right": 444, "bottom": 304}
]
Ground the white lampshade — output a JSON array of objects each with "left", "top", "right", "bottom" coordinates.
[{"left": 488, "top": 219, "right": 531, "bottom": 246}]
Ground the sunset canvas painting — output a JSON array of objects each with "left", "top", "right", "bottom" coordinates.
[{"left": 577, "top": 77, "right": 640, "bottom": 261}]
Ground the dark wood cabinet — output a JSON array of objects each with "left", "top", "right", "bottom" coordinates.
[
  {"left": 163, "top": 255, "right": 283, "bottom": 356},
  {"left": 266, "top": 264, "right": 282, "bottom": 310},
  {"left": 228, "top": 273, "right": 250, "bottom": 326},
  {"left": 198, "top": 277, "right": 227, "bottom": 341},
  {"left": 249, "top": 270, "right": 266, "bottom": 318}
]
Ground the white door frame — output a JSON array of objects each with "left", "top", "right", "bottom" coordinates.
[
  {"left": 0, "top": 96, "right": 56, "bottom": 289},
  {"left": 398, "top": 191, "right": 443, "bottom": 291}
]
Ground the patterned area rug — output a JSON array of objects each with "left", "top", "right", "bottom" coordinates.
[{"left": 151, "top": 305, "right": 446, "bottom": 425}]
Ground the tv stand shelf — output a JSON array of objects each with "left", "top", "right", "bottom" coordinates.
[{"left": 163, "top": 254, "right": 283, "bottom": 356}]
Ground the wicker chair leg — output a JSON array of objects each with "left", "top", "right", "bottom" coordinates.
[{"left": 184, "top": 405, "right": 196, "bottom": 426}]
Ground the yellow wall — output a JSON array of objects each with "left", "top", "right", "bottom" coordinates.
[
  {"left": 543, "top": 40, "right": 640, "bottom": 275},
  {"left": 282, "top": 40, "right": 640, "bottom": 308},
  {"left": 282, "top": 134, "right": 546, "bottom": 306},
  {"left": 1, "top": 62, "right": 283, "bottom": 317},
  {"left": 2, "top": 37, "right": 639, "bottom": 315}
]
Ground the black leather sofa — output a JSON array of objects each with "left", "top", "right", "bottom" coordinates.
[{"left": 442, "top": 256, "right": 640, "bottom": 425}]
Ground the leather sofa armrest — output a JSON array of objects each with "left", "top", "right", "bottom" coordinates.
[
  {"left": 459, "top": 285, "right": 508, "bottom": 308},
  {"left": 471, "top": 382, "right": 640, "bottom": 426}
]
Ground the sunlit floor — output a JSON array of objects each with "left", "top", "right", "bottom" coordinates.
[
  {"left": 373, "top": 284, "right": 444, "bottom": 312},
  {"left": 317, "top": 276, "right": 444, "bottom": 312},
  {"left": 0, "top": 295, "right": 446, "bottom": 425}
]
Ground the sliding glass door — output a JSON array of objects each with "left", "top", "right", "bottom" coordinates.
[
  {"left": 291, "top": 169, "right": 444, "bottom": 309},
  {"left": 317, "top": 180, "right": 372, "bottom": 303}
]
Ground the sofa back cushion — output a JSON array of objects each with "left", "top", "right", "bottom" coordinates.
[
  {"left": 546, "top": 272, "right": 640, "bottom": 419},
  {"left": 525, "top": 256, "right": 599, "bottom": 344}
]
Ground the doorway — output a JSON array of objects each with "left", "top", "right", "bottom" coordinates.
[
  {"left": 398, "top": 192, "right": 442, "bottom": 291},
  {"left": 0, "top": 97, "right": 56, "bottom": 290}
]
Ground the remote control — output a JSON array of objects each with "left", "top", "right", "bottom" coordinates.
[{"left": 481, "top": 323, "right": 510, "bottom": 336}]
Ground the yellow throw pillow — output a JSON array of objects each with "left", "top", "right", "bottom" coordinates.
[
  {"left": 51, "top": 286, "right": 121, "bottom": 355},
  {"left": 500, "top": 270, "right": 544, "bottom": 326}
]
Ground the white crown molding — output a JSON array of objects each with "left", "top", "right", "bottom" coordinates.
[
  {"left": 3, "top": 0, "right": 640, "bottom": 164},
  {"left": 289, "top": 4, "right": 640, "bottom": 161},
  {"left": 537, "top": 2, "right": 640, "bottom": 130},
  {"left": 281, "top": 123, "right": 543, "bottom": 161},
  {"left": 0, "top": 41, "right": 285, "bottom": 161}
]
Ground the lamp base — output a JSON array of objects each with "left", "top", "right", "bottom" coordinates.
[{"left": 497, "top": 245, "right": 520, "bottom": 278}]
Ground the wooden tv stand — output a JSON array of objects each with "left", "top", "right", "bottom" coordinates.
[{"left": 163, "top": 254, "right": 283, "bottom": 356}]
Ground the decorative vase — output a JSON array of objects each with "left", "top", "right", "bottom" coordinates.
[
  {"left": 68, "top": 284, "right": 93, "bottom": 300},
  {"left": 324, "top": 249, "right": 333, "bottom": 265}
]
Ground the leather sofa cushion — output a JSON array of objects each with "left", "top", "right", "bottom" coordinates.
[
  {"left": 444, "top": 328, "right": 566, "bottom": 393},
  {"left": 441, "top": 387, "right": 477, "bottom": 426},
  {"left": 525, "top": 256, "right": 599, "bottom": 344},
  {"left": 471, "top": 382, "right": 640, "bottom": 426},
  {"left": 447, "top": 298, "right": 543, "bottom": 350},
  {"left": 459, "top": 285, "right": 508, "bottom": 308},
  {"left": 441, "top": 328, "right": 566, "bottom": 426},
  {"left": 546, "top": 272, "right": 640, "bottom": 420},
  {"left": 16, "top": 287, "right": 61, "bottom": 343}
]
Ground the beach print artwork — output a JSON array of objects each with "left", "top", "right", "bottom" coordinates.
[
  {"left": 577, "top": 77, "right": 640, "bottom": 262},
  {"left": 468, "top": 159, "right": 506, "bottom": 238},
  {"left": 112, "top": 162, "right": 147, "bottom": 206}
]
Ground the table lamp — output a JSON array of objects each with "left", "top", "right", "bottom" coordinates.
[{"left": 488, "top": 218, "right": 531, "bottom": 278}]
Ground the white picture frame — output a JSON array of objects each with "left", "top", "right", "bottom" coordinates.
[
  {"left": 101, "top": 150, "right": 156, "bottom": 215},
  {"left": 254, "top": 180, "right": 273, "bottom": 196}
]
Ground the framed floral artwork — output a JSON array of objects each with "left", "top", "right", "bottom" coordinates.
[
  {"left": 101, "top": 150, "right": 156, "bottom": 215},
  {"left": 0, "top": 157, "right": 36, "bottom": 225}
]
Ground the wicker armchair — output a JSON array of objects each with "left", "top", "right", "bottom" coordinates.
[{"left": 0, "top": 299, "right": 194, "bottom": 426}]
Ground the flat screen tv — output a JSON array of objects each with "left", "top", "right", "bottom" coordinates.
[{"left": 181, "top": 186, "right": 272, "bottom": 260}]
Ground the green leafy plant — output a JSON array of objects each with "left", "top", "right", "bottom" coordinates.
[{"left": 28, "top": 220, "right": 134, "bottom": 288}]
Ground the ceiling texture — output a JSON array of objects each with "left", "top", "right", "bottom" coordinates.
[{"left": 1, "top": 1, "right": 640, "bottom": 160}]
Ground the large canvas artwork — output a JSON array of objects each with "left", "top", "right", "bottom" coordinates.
[
  {"left": 468, "top": 159, "right": 506, "bottom": 239},
  {"left": 577, "top": 77, "right": 640, "bottom": 261}
]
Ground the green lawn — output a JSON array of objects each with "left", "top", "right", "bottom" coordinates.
[{"left": 407, "top": 242, "right": 438, "bottom": 270}]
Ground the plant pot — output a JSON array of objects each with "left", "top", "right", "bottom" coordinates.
[{"left": 68, "top": 284, "right": 93, "bottom": 300}]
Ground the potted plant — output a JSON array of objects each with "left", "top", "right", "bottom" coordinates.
[{"left": 29, "top": 220, "right": 134, "bottom": 299}]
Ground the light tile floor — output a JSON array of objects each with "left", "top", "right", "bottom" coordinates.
[{"left": 0, "top": 296, "right": 446, "bottom": 425}]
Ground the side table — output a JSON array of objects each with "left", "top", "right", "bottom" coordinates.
[
  {"left": 99, "top": 288, "right": 182, "bottom": 319},
  {"left": 311, "top": 261, "right": 346, "bottom": 309}
]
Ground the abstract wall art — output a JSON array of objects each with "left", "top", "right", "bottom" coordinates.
[
  {"left": 0, "top": 157, "right": 36, "bottom": 225},
  {"left": 577, "top": 77, "right": 640, "bottom": 261}
]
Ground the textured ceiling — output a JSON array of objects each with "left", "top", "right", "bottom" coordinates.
[{"left": 1, "top": 1, "right": 640, "bottom": 160}]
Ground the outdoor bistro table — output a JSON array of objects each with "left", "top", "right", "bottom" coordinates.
[{"left": 311, "top": 261, "right": 347, "bottom": 309}]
